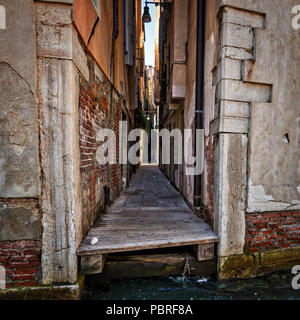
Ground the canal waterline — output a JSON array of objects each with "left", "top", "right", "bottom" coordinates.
[{"left": 82, "top": 271, "right": 300, "bottom": 300}]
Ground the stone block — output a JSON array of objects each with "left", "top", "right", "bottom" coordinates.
[
  {"left": 0, "top": 206, "right": 41, "bottom": 241},
  {"left": 214, "top": 134, "right": 248, "bottom": 257},
  {"left": 220, "top": 23, "right": 253, "bottom": 50},
  {"left": 36, "top": 2, "right": 73, "bottom": 59},
  {"left": 36, "top": 0, "right": 73, "bottom": 3},
  {"left": 0, "top": 63, "right": 39, "bottom": 198},
  {"left": 211, "top": 116, "right": 249, "bottom": 134},
  {"left": 217, "top": 79, "right": 272, "bottom": 103},
  {"left": 213, "top": 58, "right": 241, "bottom": 85},
  {"left": 219, "top": 46, "right": 253, "bottom": 61},
  {"left": 35, "top": 2, "right": 72, "bottom": 26},
  {"left": 261, "top": 247, "right": 300, "bottom": 266},
  {"left": 36, "top": 24, "right": 72, "bottom": 59},
  {"left": 0, "top": 283, "right": 81, "bottom": 300},
  {"left": 211, "top": 100, "right": 250, "bottom": 134},
  {"left": 222, "top": 6, "right": 265, "bottom": 28},
  {"left": 218, "top": 254, "right": 258, "bottom": 279},
  {"left": 241, "top": 60, "right": 256, "bottom": 82},
  {"left": 220, "top": 100, "right": 250, "bottom": 118},
  {"left": 38, "top": 58, "right": 81, "bottom": 284}
]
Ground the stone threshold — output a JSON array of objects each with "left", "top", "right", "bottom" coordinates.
[{"left": 0, "top": 283, "right": 82, "bottom": 300}]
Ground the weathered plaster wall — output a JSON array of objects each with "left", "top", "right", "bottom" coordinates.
[
  {"left": 212, "top": 3, "right": 273, "bottom": 258},
  {"left": 183, "top": 0, "right": 197, "bottom": 206},
  {"left": 213, "top": 0, "right": 300, "bottom": 278},
  {"left": 203, "top": 0, "right": 219, "bottom": 225},
  {"left": 220, "top": 0, "right": 300, "bottom": 213},
  {"left": 0, "top": 0, "right": 134, "bottom": 290},
  {"left": 0, "top": 0, "right": 42, "bottom": 289},
  {"left": 0, "top": 0, "right": 36, "bottom": 91},
  {"left": 73, "top": 0, "right": 113, "bottom": 79},
  {"left": 170, "top": 0, "right": 187, "bottom": 99},
  {"left": 0, "top": 0, "right": 39, "bottom": 198},
  {"left": 73, "top": 0, "right": 132, "bottom": 98}
]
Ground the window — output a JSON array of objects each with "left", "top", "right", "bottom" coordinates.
[{"left": 91, "top": 0, "right": 100, "bottom": 17}]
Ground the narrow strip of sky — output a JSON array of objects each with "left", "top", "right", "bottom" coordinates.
[{"left": 142, "top": 0, "right": 155, "bottom": 67}]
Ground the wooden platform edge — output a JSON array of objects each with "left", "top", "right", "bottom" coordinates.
[{"left": 77, "top": 237, "right": 218, "bottom": 256}]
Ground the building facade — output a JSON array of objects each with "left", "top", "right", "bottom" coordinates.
[
  {"left": 0, "top": 0, "right": 144, "bottom": 295},
  {"left": 141, "top": 65, "right": 159, "bottom": 164},
  {"left": 0, "top": 0, "right": 299, "bottom": 299},
  {"left": 156, "top": 0, "right": 300, "bottom": 278}
]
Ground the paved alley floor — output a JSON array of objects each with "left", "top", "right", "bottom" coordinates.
[{"left": 77, "top": 166, "right": 217, "bottom": 256}]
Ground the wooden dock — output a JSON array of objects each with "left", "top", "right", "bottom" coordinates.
[{"left": 77, "top": 166, "right": 218, "bottom": 275}]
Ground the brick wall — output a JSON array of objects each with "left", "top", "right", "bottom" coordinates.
[
  {"left": 245, "top": 211, "right": 300, "bottom": 253},
  {"left": 0, "top": 198, "right": 41, "bottom": 288},
  {"left": 0, "top": 240, "right": 41, "bottom": 288},
  {"left": 79, "top": 54, "right": 123, "bottom": 235}
]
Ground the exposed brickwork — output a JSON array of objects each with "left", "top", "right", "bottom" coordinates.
[
  {"left": 245, "top": 211, "right": 300, "bottom": 253},
  {"left": 79, "top": 54, "right": 123, "bottom": 235},
  {"left": 0, "top": 240, "right": 41, "bottom": 288}
]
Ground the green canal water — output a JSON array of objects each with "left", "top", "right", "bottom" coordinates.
[{"left": 82, "top": 271, "right": 300, "bottom": 300}]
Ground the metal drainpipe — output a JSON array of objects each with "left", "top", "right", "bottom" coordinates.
[{"left": 194, "top": 0, "right": 206, "bottom": 208}]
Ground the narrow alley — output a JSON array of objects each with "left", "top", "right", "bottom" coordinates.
[
  {"left": 0, "top": 0, "right": 299, "bottom": 301},
  {"left": 77, "top": 166, "right": 217, "bottom": 274}
]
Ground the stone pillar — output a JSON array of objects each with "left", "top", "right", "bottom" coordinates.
[
  {"left": 212, "top": 5, "right": 273, "bottom": 276},
  {"left": 35, "top": 1, "right": 82, "bottom": 284}
]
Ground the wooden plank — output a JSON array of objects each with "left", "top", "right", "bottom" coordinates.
[
  {"left": 196, "top": 243, "right": 215, "bottom": 261},
  {"left": 109, "top": 207, "right": 191, "bottom": 212},
  {"left": 77, "top": 166, "right": 218, "bottom": 258},
  {"left": 78, "top": 237, "right": 217, "bottom": 256},
  {"left": 80, "top": 254, "right": 106, "bottom": 275}
]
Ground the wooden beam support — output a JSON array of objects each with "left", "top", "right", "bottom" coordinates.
[
  {"left": 86, "top": 253, "right": 216, "bottom": 280},
  {"left": 80, "top": 254, "right": 106, "bottom": 275},
  {"left": 196, "top": 243, "right": 215, "bottom": 261}
]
